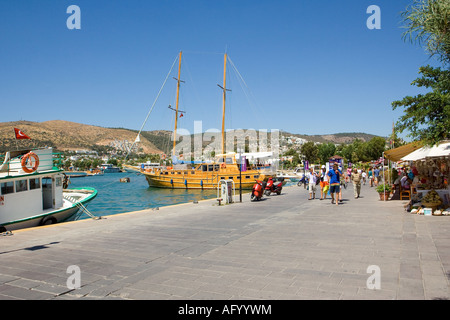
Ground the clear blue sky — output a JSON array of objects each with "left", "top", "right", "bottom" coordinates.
[{"left": 0, "top": 0, "right": 441, "bottom": 139}]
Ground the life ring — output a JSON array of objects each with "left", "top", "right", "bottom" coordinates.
[
  {"left": 161, "top": 154, "right": 166, "bottom": 160},
  {"left": 220, "top": 163, "right": 226, "bottom": 169},
  {"left": 21, "top": 152, "right": 39, "bottom": 173}
]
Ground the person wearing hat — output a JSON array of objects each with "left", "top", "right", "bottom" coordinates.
[
  {"left": 327, "top": 163, "right": 342, "bottom": 205},
  {"left": 319, "top": 165, "right": 329, "bottom": 200}
]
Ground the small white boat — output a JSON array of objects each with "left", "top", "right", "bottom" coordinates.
[
  {"left": 0, "top": 148, "right": 98, "bottom": 232},
  {"left": 100, "top": 163, "right": 121, "bottom": 173}
]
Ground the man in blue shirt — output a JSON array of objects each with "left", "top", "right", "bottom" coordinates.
[
  {"left": 327, "top": 163, "right": 342, "bottom": 205},
  {"left": 374, "top": 167, "right": 380, "bottom": 186}
]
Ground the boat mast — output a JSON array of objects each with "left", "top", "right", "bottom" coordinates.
[
  {"left": 173, "top": 51, "right": 183, "bottom": 155},
  {"left": 218, "top": 53, "right": 230, "bottom": 156}
]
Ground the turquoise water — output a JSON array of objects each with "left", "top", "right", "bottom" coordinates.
[{"left": 67, "top": 172, "right": 217, "bottom": 220}]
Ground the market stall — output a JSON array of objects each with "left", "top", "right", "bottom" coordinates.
[{"left": 400, "top": 141, "right": 450, "bottom": 215}]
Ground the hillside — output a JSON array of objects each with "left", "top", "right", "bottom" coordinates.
[
  {"left": 0, "top": 120, "right": 163, "bottom": 154},
  {"left": 0, "top": 120, "right": 383, "bottom": 154},
  {"left": 284, "top": 132, "right": 381, "bottom": 144}
]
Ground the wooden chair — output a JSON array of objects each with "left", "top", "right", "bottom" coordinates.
[{"left": 399, "top": 185, "right": 411, "bottom": 200}]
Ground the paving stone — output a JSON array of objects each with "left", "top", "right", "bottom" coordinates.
[{"left": 0, "top": 184, "right": 449, "bottom": 301}]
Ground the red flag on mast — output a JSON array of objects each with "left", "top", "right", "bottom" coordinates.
[{"left": 14, "top": 128, "right": 31, "bottom": 140}]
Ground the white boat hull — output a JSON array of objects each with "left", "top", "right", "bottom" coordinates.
[
  {"left": 2, "top": 205, "right": 81, "bottom": 231},
  {"left": 0, "top": 187, "right": 97, "bottom": 232}
]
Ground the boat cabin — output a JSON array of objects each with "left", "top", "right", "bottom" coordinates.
[{"left": 0, "top": 148, "right": 65, "bottom": 226}]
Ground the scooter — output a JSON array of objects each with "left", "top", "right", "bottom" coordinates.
[
  {"left": 250, "top": 180, "right": 266, "bottom": 201},
  {"left": 264, "top": 177, "right": 283, "bottom": 196},
  {"left": 297, "top": 175, "right": 309, "bottom": 188}
]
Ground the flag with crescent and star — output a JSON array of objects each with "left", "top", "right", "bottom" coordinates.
[{"left": 14, "top": 128, "right": 31, "bottom": 140}]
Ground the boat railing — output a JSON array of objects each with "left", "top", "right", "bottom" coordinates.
[
  {"left": 63, "top": 193, "right": 101, "bottom": 220},
  {"left": 63, "top": 194, "right": 80, "bottom": 204},
  {"left": 0, "top": 148, "right": 63, "bottom": 174}
]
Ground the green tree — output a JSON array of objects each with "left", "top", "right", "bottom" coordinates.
[
  {"left": 392, "top": 0, "right": 450, "bottom": 146},
  {"left": 401, "top": 0, "right": 450, "bottom": 65},
  {"left": 283, "top": 148, "right": 300, "bottom": 166},
  {"left": 108, "top": 158, "right": 118, "bottom": 166},
  {"left": 392, "top": 66, "right": 450, "bottom": 146},
  {"left": 300, "top": 141, "right": 319, "bottom": 164},
  {"left": 365, "top": 137, "right": 387, "bottom": 160},
  {"left": 317, "top": 143, "right": 336, "bottom": 164}
]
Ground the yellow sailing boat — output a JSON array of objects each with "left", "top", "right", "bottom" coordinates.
[{"left": 141, "top": 51, "right": 272, "bottom": 189}]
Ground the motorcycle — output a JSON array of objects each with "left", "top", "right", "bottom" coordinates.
[
  {"left": 297, "top": 175, "right": 309, "bottom": 188},
  {"left": 264, "top": 177, "right": 283, "bottom": 196},
  {"left": 250, "top": 180, "right": 266, "bottom": 201}
]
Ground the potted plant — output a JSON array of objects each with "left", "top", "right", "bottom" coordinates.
[{"left": 376, "top": 184, "right": 392, "bottom": 201}]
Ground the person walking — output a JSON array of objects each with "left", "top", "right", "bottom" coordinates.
[
  {"left": 368, "top": 168, "right": 373, "bottom": 187},
  {"left": 307, "top": 167, "right": 318, "bottom": 200},
  {"left": 346, "top": 166, "right": 352, "bottom": 183},
  {"left": 327, "top": 163, "right": 341, "bottom": 206},
  {"left": 374, "top": 167, "right": 380, "bottom": 186},
  {"left": 319, "top": 165, "right": 329, "bottom": 200},
  {"left": 351, "top": 168, "right": 362, "bottom": 199},
  {"left": 362, "top": 169, "right": 367, "bottom": 185}
]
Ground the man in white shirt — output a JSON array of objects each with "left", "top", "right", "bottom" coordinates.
[{"left": 307, "top": 167, "right": 318, "bottom": 200}]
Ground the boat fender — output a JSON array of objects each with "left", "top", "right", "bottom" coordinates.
[
  {"left": 40, "top": 216, "right": 57, "bottom": 226},
  {"left": 184, "top": 179, "right": 187, "bottom": 186},
  {"left": 21, "top": 152, "right": 39, "bottom": 173},
  {"left": 170, "top": 179, "right": 173, "bottom": 184},
  {"left": 200, "top": 180, "right": 203, "bottom": 186}
]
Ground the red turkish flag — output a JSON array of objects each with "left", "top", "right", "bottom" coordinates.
[{"left": 14, "top": 128, "right": 31, "bottom": 140}]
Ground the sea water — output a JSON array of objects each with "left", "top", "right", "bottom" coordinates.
[{"left": 67, "top": 172, "right": 217, "bottom": 220}]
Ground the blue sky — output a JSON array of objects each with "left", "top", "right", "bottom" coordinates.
[{"left": 0, "top": 0, "right": 441, "bottom": 139}]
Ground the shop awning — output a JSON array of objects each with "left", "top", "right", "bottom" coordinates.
[
  {"left": 383, "top": 142, "right": 423, "bottom": 162},
  {"left": 401, "top": 141, "right": 450, "bottom": 161}
]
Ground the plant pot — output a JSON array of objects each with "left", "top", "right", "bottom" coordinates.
[{"left": 378, "top": 192, "right": 391, "bottom": 201}]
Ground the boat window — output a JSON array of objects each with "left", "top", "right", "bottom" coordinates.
[
  {"left": 1, "top": 181, "right": 14, "bottom": 195},
  {"left": 214, "top": 164, "right": 220, "bottom": 171},
  {"left": 254, "top": 175, "right": 259, "bottom": 179},
  {"left": 228, "top": 177, "right": 233, "bottom": 180},
  {"left": 177, "top": 172, "right": 182, "bottom": 175},
  {"left": 29, "top": 178, "right": 40, "bottom": 190},
  {"left": 42, "top": 178, "right": 52, "bottom": 188},
  {"left": 236, "top": 176, "right": 240, "bottom": 179},
  {"left": 184, "top": 171, "right": 188, "bottom": 175},
  {"left": 202, "top": 165, "right": 208, "bottom": 172},
  {"left": 171, "top": 172, "right": 174, "bottom": 174},
  {"left": 245, "top": 176, "right": 250, "bottom": 179},
  {"left": 164, "top": 172, "right": 169, "bottom": 175},
  {"left": 191, "top": 171, "right": 195, "bottom": 175},
  {"left": 220, "top": 177, "right": 225, "bottom": 180},
  {"left": 15, "top": 179, "right": 28, "bottom": 193},
  {"left": 55, "top": 177, "right": 62, "bottom": 187},
  {"left": 207, "top": 165, "right": 214, "bottom": 172},
  {"left": 225, "top": 158, "right": 233, "bottom": 164}
]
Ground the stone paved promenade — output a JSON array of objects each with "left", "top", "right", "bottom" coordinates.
[{"left": 0, "top": 182, "right": 449, "bottom": 300}]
